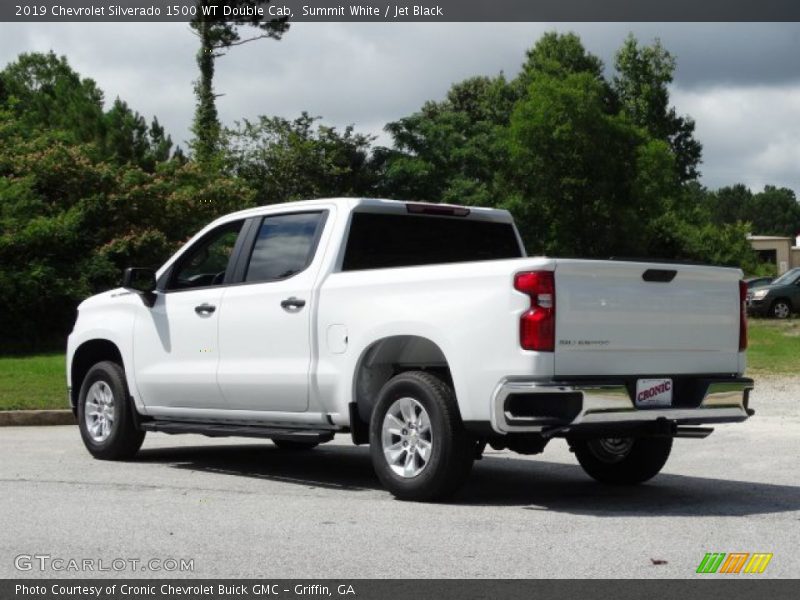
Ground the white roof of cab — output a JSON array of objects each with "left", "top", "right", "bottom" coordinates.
[{"left": 220, "top": 197, "right": 513, "bottom": 223}]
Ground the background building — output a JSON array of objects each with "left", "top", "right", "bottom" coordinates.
[{"left": 747, "top": 235, "right": 800, "bottom": 274}]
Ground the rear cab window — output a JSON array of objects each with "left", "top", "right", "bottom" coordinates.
[{"left": 341, "top": 211, "right": 523, "bottom": 271}]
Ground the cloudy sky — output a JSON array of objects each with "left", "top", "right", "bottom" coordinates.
[{"left": 1, "top": 22, "right": 799, "bottom": 192}]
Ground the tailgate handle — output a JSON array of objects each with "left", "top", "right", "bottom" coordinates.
[{"left": 642, "top": 269, "right": 677, "bottom": 282}]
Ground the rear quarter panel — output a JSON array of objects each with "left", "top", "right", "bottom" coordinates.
[{"left": 314, "top": 258, "right": 556, "bottom": 423}]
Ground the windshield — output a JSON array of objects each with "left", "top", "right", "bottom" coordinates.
[{"left": 772, "top": 268, "right": 800, "bottom": 285}]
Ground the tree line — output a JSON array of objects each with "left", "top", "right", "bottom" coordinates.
[{"left": 1, "top": 31, "right": 796, "bottom": 349}]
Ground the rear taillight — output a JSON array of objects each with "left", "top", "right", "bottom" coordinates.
[
  {"left": 739, "top": 280, "right": 748, "bottom": 351},
  {"left": 514, "top": 271, "right": 555, "bottom": 352}
]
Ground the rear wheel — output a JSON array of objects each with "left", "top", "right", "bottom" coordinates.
[
  {"left": 771, "top": 299, "right": 792, "bottom": 319},
  {"left": 272, "top": 439, "right": 318, "bottom": 451},
  {"left": 369, "top": 371, "right": 475, "bottom": 502},
  {"left": 77, "top": 361, "right": 145, "bottom": 460},
  {"left": 569, "top": 436, "right": 673, "bottom": 484}
]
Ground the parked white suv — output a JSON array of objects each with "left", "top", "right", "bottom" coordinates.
[{"left": 67, "top": 198, "right": 754, "bottom": 500}]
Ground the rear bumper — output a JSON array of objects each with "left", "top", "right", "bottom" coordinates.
[{"left": 490, "top": 377, "right": 754, "bottom": 434}]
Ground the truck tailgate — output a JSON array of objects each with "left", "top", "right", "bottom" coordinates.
[{"left": 553, "top": 260, "right": 743, "bottom": 376}]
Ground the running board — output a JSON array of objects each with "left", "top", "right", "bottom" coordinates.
[{"left": 140, "top": 420, "right": 335, "bottom": 443}]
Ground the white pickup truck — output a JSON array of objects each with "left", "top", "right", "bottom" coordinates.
[{"left": 67, "top": 198, "right": 754, "bottom": 501}]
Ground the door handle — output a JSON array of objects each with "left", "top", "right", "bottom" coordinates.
[
  {"left": 194, "top": 303, "right": 216, "bottom": 315},
  {"left": 280, "top": 297, "right": 306, "bottom": 310}
]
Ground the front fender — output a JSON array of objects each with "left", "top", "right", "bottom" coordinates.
[{"left": 67, "top": 292, "right": 143, "bottom": 413}]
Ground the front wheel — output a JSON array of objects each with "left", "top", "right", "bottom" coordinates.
[
  {"left": 569, "top": 436, "right": 673, "bottom": 484},
  {"left": 369, "top": 371, "right": 475, "bottom": 502},
  {"left": 77, "top": 361, "right": 145, "bottom": 460}
]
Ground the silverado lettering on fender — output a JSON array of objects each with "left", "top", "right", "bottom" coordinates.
[{"left": 67, "top": 198, "right": 754, "bottom": 501}]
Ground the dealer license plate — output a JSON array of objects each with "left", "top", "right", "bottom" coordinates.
[{"left": 635, "top": 378, "right": 673, "bottom": 408}]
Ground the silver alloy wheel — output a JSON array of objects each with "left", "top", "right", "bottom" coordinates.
[
  {"left": 587, "top": 437, "right": 634, "bottom": 464},
  {"left": 84, "top": 380, "right": 116, "bottom": 443},
  {"left": 773, "top": 301, "right": 791, "bottom": 319},
  {"left": 381, "top": 396, "right": 433, "bottom": 478}
]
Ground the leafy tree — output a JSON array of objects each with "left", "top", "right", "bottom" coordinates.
[
  {"left": 506, "top": 70, "right": 676, "bottom": 258},
  {"left": 0, "top": 106, "right": 254, "bottom": 349},
  {"left": 643, "top": 182, "right": 760, "bottom": 272},
  {"left": 613, "top": 35, "right": 702, "bottom": 182},
  {"left": 190, "top": 1, "right": 289, "bottom": 162},
  {"left": 0, "top": 52, "right": 177, "bottom": 171},
  {"left": 515, "top": 32, "right": 606, "bottom": 88},
  {"left": 379, "top": 34, "right": 611, "bottom": 208},
  {"left": 378, "top": 75, "right": 515, "bottom": 206},
  {"left": 705, "top": 183, "right": 752, "bottom": 225},
  {"left": 651, "top": 214, "right": 760, "bottom": 272},
  {"left": 102, "top": 99, "right": 175, "bottom": 171},
  {"left": 749, "top": 186, "right": 800, "bottom": 237},
  {"left": 706, "top": 184, "right": 800, "bottom": 237},
  {"left": 0, "top": 51, "right": 105, "bottom": 144},
  {"left": 223, "top": 112, "right": 377, "bottom": 204}
]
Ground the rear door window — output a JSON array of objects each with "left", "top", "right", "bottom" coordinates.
[
  {"left": 244, "top": 212, "right": 325, "bottom": 282},
  {"left": 342, "top": 212, "right": 522, "bottom": 271}
]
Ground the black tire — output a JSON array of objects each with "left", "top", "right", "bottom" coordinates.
[
  {"left": 770, "top": 299, "right": 792, "bottom": 319},
  {"left": 272, "top": 439, "right": 319, "bottom": 451},
  {"left": 77, "top": 360, "right": 145, "bottom": 460},
  {"left": 569, "top": 436, "right": 673, "bottom": 485},
  {"left": 369, "top": 370, "right": 475, "bottom": 502}
]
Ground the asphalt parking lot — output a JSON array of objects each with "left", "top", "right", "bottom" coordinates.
[{"left": 1, "top": 376, "right": 798, "bottom": 579}]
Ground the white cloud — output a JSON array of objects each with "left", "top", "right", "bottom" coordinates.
[
  {"left": 672, "top": 84, "right": 800, "bottom": 191},
  {"left": 213, "top": 23, "right": 544, "bottom": 142}
]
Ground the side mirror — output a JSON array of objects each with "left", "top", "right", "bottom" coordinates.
[{"left": 122, "top": 267, "right": 157, "bottom": 306}]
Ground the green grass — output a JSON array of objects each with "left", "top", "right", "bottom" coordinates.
[
  {"left": 0, "top": 353, "right": 67, "bottom": 410},
  {"left": 746, "top": 318, "right": 800, "bottom": 376},
  {"left": 0, "top": 321, "right": 797, "bottom": 410}
]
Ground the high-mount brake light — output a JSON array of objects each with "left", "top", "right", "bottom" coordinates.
[
  {"left": 405, "top": 203, "right": 471, "bottom": 217},
  {"left": 514, "top": 271, "right": 555, "bottom": 352},
  {"left": 739, "top": 280, "right": 748, "bottom": 351}
]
